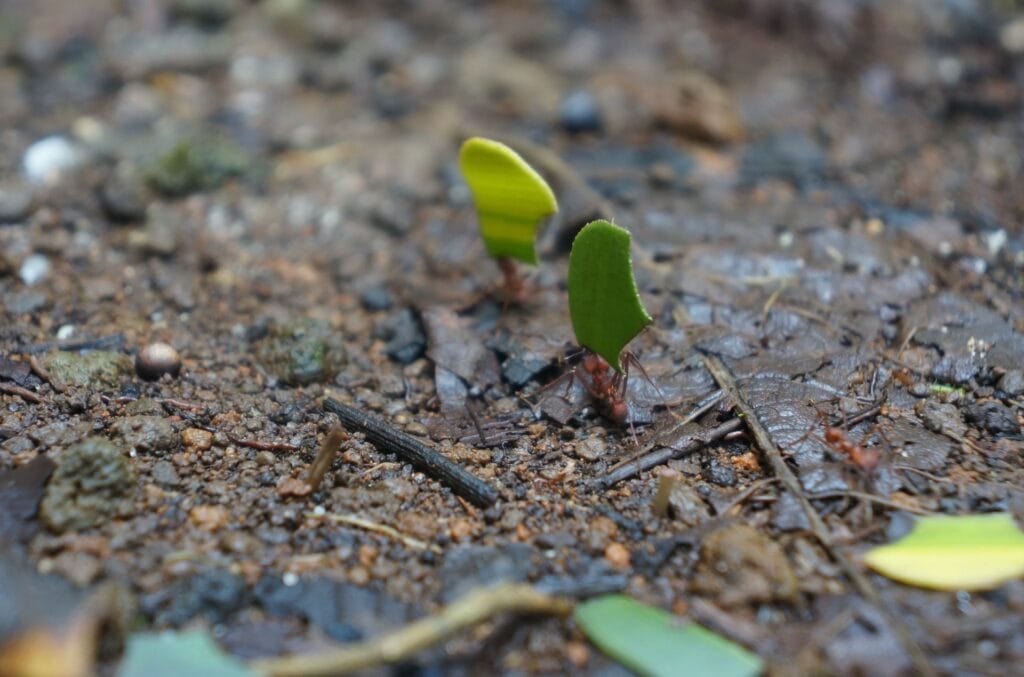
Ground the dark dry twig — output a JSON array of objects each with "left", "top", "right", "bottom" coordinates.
[
  {"left": 596, "top": 418, "right": 742, "bottom": 488},
  {"left": 0, "top": 382, "right": 41, "bottom": 403},
  {"left": 701, "top": 354, "right": 935, "bottom": 676},
  {"left": 251, "top": 583, "right": 571, "bottom": 677},
  {"left": 28, "top": 354, "right": 65, "bottom": 392},
  {"left": 324, "top": 397, "right": 500, "bottom": 508}
]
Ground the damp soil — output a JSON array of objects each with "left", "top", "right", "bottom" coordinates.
[{"left": 1, "top": 1, "right": 1024, "bottom": 675}]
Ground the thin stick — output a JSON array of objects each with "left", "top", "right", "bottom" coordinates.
[
  {"left": 307, "top": 426, "right": 348, "bottom": 491},
  {"left": 311, "top": 512, "right": 441, "bottom": 554},
  {"left": 157, "top": 398, "right": 206, "bottom": 413},
  {"left": 608, "top": 389, "right": 725, "bottom": 473},
  {"left": 719, "top": 478, "right": 782, "bottom": 516},
  {"left": 227, "top": 435, "right": 300, "bottom": 452},
  {"left": 701, "top": 354, "right": 934, "bottom": 676},
  {"left": 834, "top": 404, "right": 883, "bottom": 429},
  {"left": 0, "top": 382, "right": 41, "bottom": 403},
  {"left": 251, "top": 583, "right": 572, "bottom": 677},
  {"left": 324, "top": 397, "right": 500, "bottom": 508},
  {"left": 596, "top": 418, "right": 742, "bottom": 487},
  {"left": 808, "top": 491, "right": 937, "bottom": 516},
  {"left": 28, "top": 354, "right": 65, "bottom": 392},
  {"left": 19, "top": 333, "right": 125, "bottom": 355}
]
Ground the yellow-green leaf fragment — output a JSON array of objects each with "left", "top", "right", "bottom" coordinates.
[
  {"left": 575, "top": 595, "right": 762, "bottom": 677},
  {"left": 458, "top": 137, "right": 558, "bottom": 265},
  {"left": 568, "top": 220, "right": 652, "bottom": 371},
  {"left": 863, "top": 513, "right": 1024, "bottom": 591}
]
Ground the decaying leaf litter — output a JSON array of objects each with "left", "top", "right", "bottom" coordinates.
[{"left": 1, "top": 1, "right": 1024, "bottom": 674}]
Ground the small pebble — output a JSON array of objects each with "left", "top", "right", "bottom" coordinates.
[
  {"left": 19, "top": 254, "right": 50, "bottom": 286},
  {"left": 359, "top": 286, "right": 394, "bottom": 311},
  {"left": 997, "top": 369, "right": 1024, "bottom": 397},
  {"left": 603, "top": 542, "right": 631, "bottom": 570},
  {"left": 0, "top": 180, "right": 33, "bottom": 222},
  {"left": 189, "top": 504, "right": 228, "bottom": 531},
  {"left": 181, "top": 427, "right": 213, "bottom": 451},
  {"left": 255, "top": 450, "right": 276, "bottom": 466},
  {"left": 23, "top": 135, "right": 83, "bottom": 185},
  {"left": 559, "top": 89, "right": 602, "bottom": 134},
  {"left": 136, "top": 342, "right": 182, "bottom": 380}
]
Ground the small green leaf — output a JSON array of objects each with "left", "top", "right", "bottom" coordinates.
[
  {"left": 863, "top": 513, "right": 1024, "bottom": 590},
  {"left": 568, "top": 220, "right": 652, "bottom": 371},
  {"left": 575, "top": 595, "right": 763, "bottom": 677},
  {"left": 119, "top": 630, "right": 259, "bottom": 677},
  {"left": 458, "top": 137, "right": 558, "bottom": 265}
]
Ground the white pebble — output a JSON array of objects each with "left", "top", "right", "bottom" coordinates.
[
  {"left": 19, "top": 254, "right": 50, "bottom": 286},
  {"left": 23, "top": 136, "right": 84, "bottom": 186},
  {"left": 282, "top": 572, "right": 299, "bottom": 587},
  {"left": 56, "top": 324, "right": 75, "bottom": 340}
]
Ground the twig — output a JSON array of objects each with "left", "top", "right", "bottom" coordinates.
[
  {"left": 324, "top": 397, "right": 500, "bottom": 508},
  {"left": 251, "top": 583, "right": 572, "bottom": 677},
  {"left": 0, "top": 382, "right": 41, "bottom": 403},
  {"left": 157, "top": 398, "right": 206, "bottom": 413},
  {"left": 307, "top": 426, "right": 348, "bottom": 491},
  {"left": 701, "top": 354, "right": 935, "bottom": 676},
  {"left": 227, "top": 435, "right": 300, "bottom": 452},
  {"left": 310, "top": 511, "right": 441, "bottom": 553},
  {"left": 28, "top": 354, "right": 65, "bottom": 392},
  {"left": 808, "top": 491, "right": 937, "bottom": 516},
  {"left": 596, "top": 418, "right": 742, "bottom": 488},
  {"left": 893, "top": 464, "right": 951, "bottom": 485},
  {"left": 18, "top": 334, "right": 125, "bottom": 355},
  {"left": 835, "top": 404, "right": 883, "bottom": 429},
  {"left": 608, "top": 389, "right": 724, "bottom": 474},
  {"left": 719, "top": 478, "right": 782, "bottom": 516}
]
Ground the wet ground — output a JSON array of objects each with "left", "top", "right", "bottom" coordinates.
[{"left": 1, "top": 0, "right": 1023, "bottom": 674}]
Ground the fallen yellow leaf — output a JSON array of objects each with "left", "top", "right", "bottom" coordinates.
[{"left": 864, "top": 513, "right": 1024, "bottom": 591}]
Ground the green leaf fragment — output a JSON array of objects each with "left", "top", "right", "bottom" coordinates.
[
  {"left": 119, "top": 630, "right": 260, "bottom": 677},
  {"left": 458, "top": 137, "right": 558, "bottom": 265},
  {"left": 575, "top": 595, "right": 763, "bottom": 677},
  {"left": 863, "top": 512, "right": 1024, "bottom": 591},
  {"left": 568, "top": 220, "right": 652, "bottom": 371}
]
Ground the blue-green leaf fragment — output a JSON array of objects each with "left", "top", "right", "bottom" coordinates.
[
  {"left": 568, "top": 220, "right": 652, "bottom": 371},
  {"left": 458, "top": 137, "right": 558, "bottom": 265},
  {"left": 119, "top": 630, "right": 259, "bottom": 677},
  {"left": 575, "top": 595, "right": 763, "bottom": 677}
]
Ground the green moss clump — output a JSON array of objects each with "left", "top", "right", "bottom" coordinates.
[
  {"left": 41, "top": 350, "right": 132, "bottom": 388},
  {"left": 40, "top": 437, "right": 136, "bottom": 533},
  {"left": 257, "top": 319, "right": 345, "bottom": 386},
  {"left": 146, "top": 138, "right": 250, "bottom": 197}
]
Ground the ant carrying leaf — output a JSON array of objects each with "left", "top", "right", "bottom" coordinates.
[
  {"left": 541, "top": 220, "right": 667, "bottom": 441},
  {"left": 459, "top": 137, "right": 558, "bottom": 304}
]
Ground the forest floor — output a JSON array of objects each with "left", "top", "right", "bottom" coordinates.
[{"left": 1, "top": 1, "right": 1023, "bottom": 674}]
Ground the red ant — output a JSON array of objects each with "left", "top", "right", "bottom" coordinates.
[
  {"left": 824, "top": 426, "right": 881, "bottom": 473},
  {"left": 541, "top": 348, "right": 666, "bottom": 443},
  {"left": 791, "top": 405, "right": 885, "bottom": 473}
]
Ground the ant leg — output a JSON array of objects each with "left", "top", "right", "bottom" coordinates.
[{"left": 621, "top": 352, "right": 683, "bottom": 420}]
